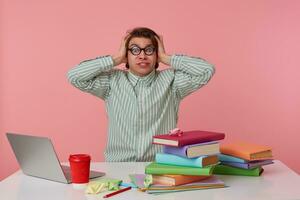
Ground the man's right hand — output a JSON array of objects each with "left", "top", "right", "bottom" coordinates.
[{"left": 112, "top": 34, "right": 130, "bottom": 66}]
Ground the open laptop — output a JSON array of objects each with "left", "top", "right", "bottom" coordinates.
[{"left": 6, "top": 132, "right": 105, "bottom": 184}]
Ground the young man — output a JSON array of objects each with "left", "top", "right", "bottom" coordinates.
[{"left": 67, "top": 27, "right": 215, "bottom": 162}]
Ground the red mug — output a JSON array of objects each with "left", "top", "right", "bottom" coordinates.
[{"left": 69, "top": 154, "right": 91, "bottom": 185}]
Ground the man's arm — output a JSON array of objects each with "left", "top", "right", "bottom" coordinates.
[
  {"left": 171, "top": 55, "right": 215, "bottom": 100},
  {"left": 155, "top": 35, "right": 215, "bottom": 100},
  {"left": 67, "top": 34, "right": 129, "bottom": 100},
  {"left": 67, "top": 55, "right": 115, "bottom": 100}
]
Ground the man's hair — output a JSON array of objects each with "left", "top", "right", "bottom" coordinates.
[{"left": 125, "top": 27, "right": 159, "bottom": 69}]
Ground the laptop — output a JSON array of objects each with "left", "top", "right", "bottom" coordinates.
[{"left": 6, "top": 132, "right": 105, "bottom": 184}]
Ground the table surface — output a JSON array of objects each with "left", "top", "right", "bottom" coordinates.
[{"left": 1, "top": 160, "right": 300, "bottom": 200}]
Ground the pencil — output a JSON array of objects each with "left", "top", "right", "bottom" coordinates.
[{"left": 103, "top": 186, "right": 132, "bottom": 198}]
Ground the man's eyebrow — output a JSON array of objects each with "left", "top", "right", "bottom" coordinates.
[
  {"left": 129, "top": 44, "right": 139, "bottom": 48},
  {"left": 129, "top": 44, "right": 154, "bottom": 48}
]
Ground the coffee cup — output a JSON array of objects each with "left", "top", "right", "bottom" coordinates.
[{"left": 69, "top": 154, "right": 91, "bottom": 189}]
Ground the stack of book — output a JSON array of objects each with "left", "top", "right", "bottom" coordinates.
[
  {"left": 213, "top": 142, "right": 274, "bottom": 176},
  {"left": 143, "top": 129, "right": 226, "bottom": 194}
]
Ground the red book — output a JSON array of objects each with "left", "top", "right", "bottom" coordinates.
[{"left": 153, "top": 130, "right": 225, "bottom": 147}]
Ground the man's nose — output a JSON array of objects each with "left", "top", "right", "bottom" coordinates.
[{"left": 138, "top": 50, "right": 146, "bottom": 59}]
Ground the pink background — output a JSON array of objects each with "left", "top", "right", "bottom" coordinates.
[{"left": 1, "top": 0, "right": 300, "bottom": 180}]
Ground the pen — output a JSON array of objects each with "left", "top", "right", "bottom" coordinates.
[{"left": 103, "top": 186, "right": 132, "bottom": 198}]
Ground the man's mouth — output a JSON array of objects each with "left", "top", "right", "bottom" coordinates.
[{"left": 137, "top": 62, "right": 150, "bottom": 67}]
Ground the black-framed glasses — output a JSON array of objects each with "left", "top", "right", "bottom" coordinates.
[{"left": 128, "top": 45, "right": 156, "bottom": 56}]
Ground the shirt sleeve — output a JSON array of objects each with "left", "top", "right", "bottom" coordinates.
[
  {"left": 171, "top": 54, "right": 215, "bottom": 100},
  {"left": 67, "top": 55, "right": 115, "bottom": 100}
]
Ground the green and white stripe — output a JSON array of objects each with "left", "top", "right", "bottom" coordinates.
[{"left": 67, "top": 55, "right": 215, "bottom": 161}]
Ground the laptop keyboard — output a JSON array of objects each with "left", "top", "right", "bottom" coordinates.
[{"left": 61, "top": 165, "right": 105, "bottom": 179}]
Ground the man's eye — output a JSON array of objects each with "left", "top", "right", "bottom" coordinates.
[
  {"left": 131, "top": 47, "right": 140, "bottom": 53},
  {"left": 145, "top": 47, "right": 154, "bottom": 53}
]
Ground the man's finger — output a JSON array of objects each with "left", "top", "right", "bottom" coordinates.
[
  {"left": 155, "top": 35, "right": 162, "bottom": 44},
  {"left": 159, "top": 35, "right": 163, "bottom": 41}
]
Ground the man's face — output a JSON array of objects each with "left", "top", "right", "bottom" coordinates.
[{"left": 127, "top": 37, "right": 157, "bottom": 77}]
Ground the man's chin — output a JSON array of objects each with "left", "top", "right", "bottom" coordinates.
[{"left": 130, "top": 69, "right": 154, "bottom": 77}]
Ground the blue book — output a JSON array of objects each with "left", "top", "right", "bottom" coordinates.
[
  {"left": 155, "top": 153, "right": 219, "bottom": 168},
  {"left": 218, "top": 154, "right": 248, "bottom": 163}
]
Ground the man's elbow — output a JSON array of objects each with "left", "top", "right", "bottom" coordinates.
[
  {"left": 207, "top": 63, "right": 215, "bottom": 78},
  {"left": 66, "top": 67, "right": 78, "bottom": 86}
]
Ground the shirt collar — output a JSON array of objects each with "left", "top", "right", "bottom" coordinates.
[{"left": 127, "top": 70, "right": 156, "bottom": 87}]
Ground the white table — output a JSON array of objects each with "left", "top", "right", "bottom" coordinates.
[{"left": 1, "top": 160, "right": 300, "bottom": 200}]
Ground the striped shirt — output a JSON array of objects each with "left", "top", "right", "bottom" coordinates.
[{"left": 67, "top": 55, "right": 215, "bottom": 162}]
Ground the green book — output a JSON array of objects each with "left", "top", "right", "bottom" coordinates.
[
  {"left": 145, "top": 162, "right": 214, "bottom": 176},
  {"left": 213, "top": 164, "right": 264, "bottom": 176}
]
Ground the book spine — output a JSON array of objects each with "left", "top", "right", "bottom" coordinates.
[
  {"left": 163, "top": 146, "right": 187, "bottom": 157},
  {"left": 156, "top": 153, "right": 204, "bottom": 167},
  {"left": 220, "top": 148, "right": 251, "bottom": 160}
]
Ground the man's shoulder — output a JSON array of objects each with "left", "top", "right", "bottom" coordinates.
[
  {"left": 109, "top": 69, "right": 133, "bottom": 86},
  {"left": 152, "top": 69, "right": 175, "bottom": 88},
  {"left": 156, "top": 68, "right": 175, "bottom": 79}
]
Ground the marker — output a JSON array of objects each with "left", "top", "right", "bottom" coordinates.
[{"left": 103, "top": 186, "right": 132, "bottom": 198}]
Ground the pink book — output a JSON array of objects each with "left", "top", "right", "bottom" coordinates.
[{"left": 153, "top": 130, "right": 225, "bottom": 147}]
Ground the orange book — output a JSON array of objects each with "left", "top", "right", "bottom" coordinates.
[
  {"left": 152, "top": 174, "right": 210, "bottom": 186},
  {"left": 220, "top": 141, "right": 272, "bottom": 161}
]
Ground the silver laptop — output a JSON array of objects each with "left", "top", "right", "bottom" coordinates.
[{"left": 6, "top": 133, "right": 105, "bottom": 184}]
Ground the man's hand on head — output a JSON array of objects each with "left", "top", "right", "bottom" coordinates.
[
  {"left": 112, "top": 34, "right": 130, "bottom": 66},
  {"left": 155, "top": 35, "right": 171, "bottom": 66}
]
